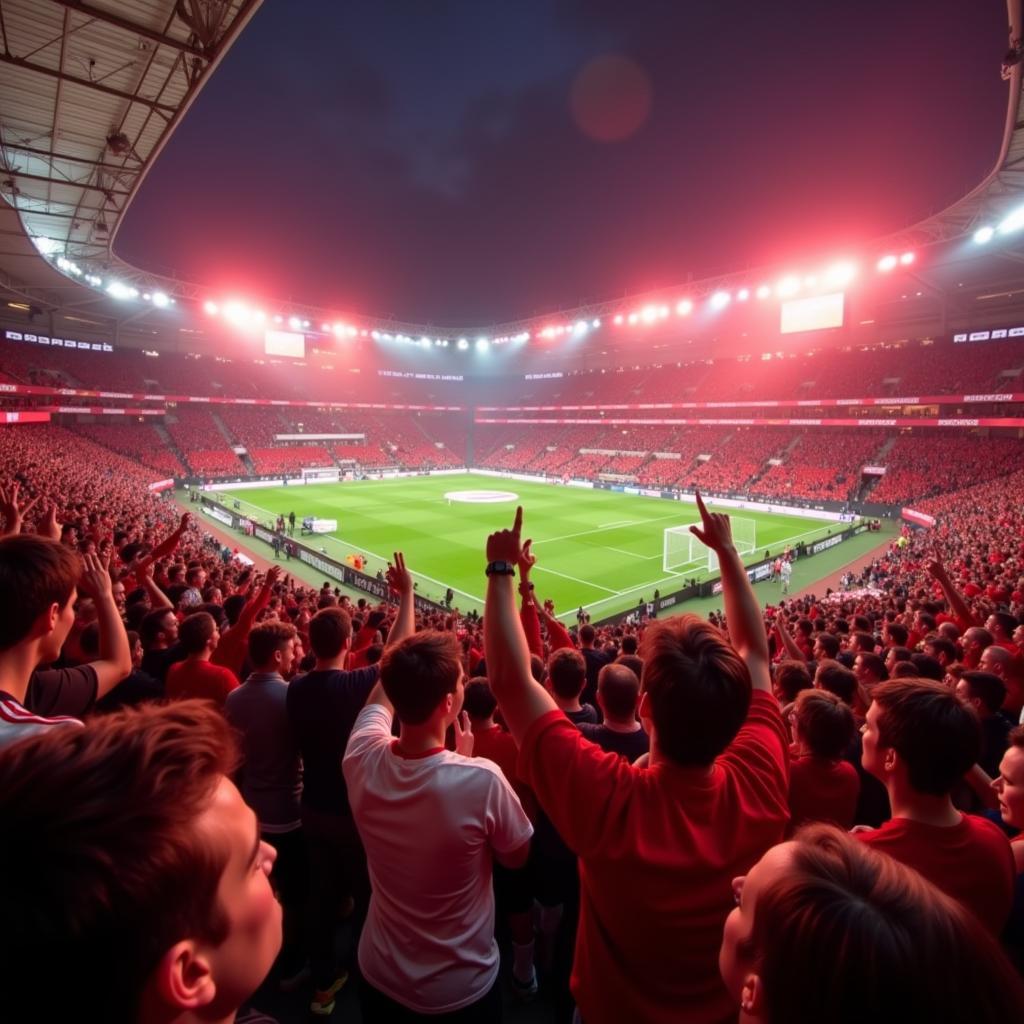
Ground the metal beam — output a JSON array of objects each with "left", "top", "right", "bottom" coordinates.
[
  {"left": 46, "top": 0, "right": 211, "bottom": 60},
  {"left": 1, "top": 167, "right": 130, "bottom": 196},
  {"left": 0, "top": 52, "right": 179, "bottom": 114},
  {"left": 0, "top": 142, "right": 140, "bottom": 173}
]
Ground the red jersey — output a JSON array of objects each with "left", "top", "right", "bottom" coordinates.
[
  {"left": 166, "top": 658, "right": 238, "bottom": 707},
  {"left": 472, "top": 724, "right": 537, "bottom": 820},
  {"left": 857, "top": 814, "right": 1014, "bottom": 934},
  {"left": 787, "top": 755, "right": 859, "bottom": 832},
  {"left": 518, "top": 690, "right": 789, "bottom": 1024}
]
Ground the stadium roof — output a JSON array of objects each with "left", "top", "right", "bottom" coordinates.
[
  {"left": 0, "top": 0, "right": 260, "bottom": 263},
  {"left": 1, "top": 0, "right": 1024, "bottom": 340}
]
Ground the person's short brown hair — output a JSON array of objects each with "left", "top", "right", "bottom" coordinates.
[
  {"left": 740, "top": 824, "right": 1024, "bottom": 1023},
  {"left": 640, "top": 614, "right": 751, "bottom": 766},
  {"left": 598, "top": 662, "right": 640, "bottom": 721},
  {"left": 0, "top": 535, "right": 80, "bottom": 650},
  {"left": 308, "top": 607, "right": 352, "bottom": 660},
  {"left": 0, "top": 701, "right": 238, "bottom": 1023},
  {"left": 381, "top": 631, "right": 461, "bottom": 725},
  {"left": 774, "top": 659, "right": 813, "bottom": 703},
  {"left": 794, "top": 689, "right": 855, "bottom": 759},
  {"left": 178, "top": 611, "right": 217, "bottom": 655},
  {"left": 873, "top": 679, "right": 981, "bottom": 796},
  {"left": 463, "top": 677, "right": 497, "bottom": 720},
  {"left": 547, "top": 647, "right": 587, "bottom": 699},
  {"left": 961, "top": 671, "right": 1007, "bottom": 715},
  {"left": 247, "top": 621, "right": 296, "bottom": 668},
  {"left": 814, "top": 660, "right": 858, "bottom": 706}
]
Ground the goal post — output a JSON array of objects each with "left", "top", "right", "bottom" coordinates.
[{"left": 663, "top": 517, "right": 757, "bottom": 573}]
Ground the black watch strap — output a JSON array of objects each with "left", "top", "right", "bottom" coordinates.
[{"left": 485, "top": 560, "right": 517, "bottom": 577}]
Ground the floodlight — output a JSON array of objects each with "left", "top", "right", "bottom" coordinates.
[
  {"left": 899, "top": 252, "right": 915, "bottom": 266},
  {"left": 457, "top": 338, "right": 469, "bottom": 350},
  {"left": 756, "top": 284, "right": 771, "bottom": 299},
  {"left": 204, "top": 300, "right": 219, "bottom": 315},
  {"left": 676, "top": 299, "right": 693, "bottom": 315},
  {"left": 151, "top": 291, "right": 170, "bottom": 308},
  {"left": 641, "top": 305, "right": 658, "bottom": 323},
  {"left": 776, "top": 275, "right": 801, "bottom": 297},
  {"left": 288, "top": 316, "right": 301, "bottom": 330},
  {"left": 614, "top": 313, "right": 624, "bottom": 324},
  {"left": 824, "top": 261, "right": 857, "bottom": 287},
  {"left": 106, "top": 281, "right": 138, "bottom": 300},
  {"left": 476, "top": 337, "right": 490, "bottom": 351},
  {"left": 998, "top": 205, "right": 1024, "bottom": 234},
  {"left": 876, "top": 254, "right": 898, "bottom": 272},
  {"left": 737, "top": 288, "right": 750, "bottom": 301},
  {"left": 974, "top": 225, "right": 995, "bottom": 244},
  {"left": 592, "top": 318, "right": 601, "bottom": 328},
  {"left": 710, "top": 291, "right": 730, "bottom": 309}
]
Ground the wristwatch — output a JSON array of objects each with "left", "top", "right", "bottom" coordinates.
[{"left": 485, "top": 560, "right": 517, "bottom": 577}]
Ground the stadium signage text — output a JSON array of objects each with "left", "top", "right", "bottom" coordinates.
[{"left": 5, "top": 330, "right": 113, "bottom": 351}]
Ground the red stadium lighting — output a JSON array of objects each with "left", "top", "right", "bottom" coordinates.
[
  {"left": 613, "top": 313, "right": 624, "bottom": 324},
  {"left": 737, "top": 288, "right": 750, "bottom": 302},
  {"left": 877, "top": 254, "right": 898, "bottom": 272},
  {"left": 203, "top": 300, "right": 219, "bottom": 315},
  {"left": 628, "top": 312, "right": 639, "bottom": 324},
  {"left": 756, "top": 284, "right": 771, "bottom": 300},
  {"left": 710, "top": 290, "right": 731, "bottom": 310},
  {"left": 824, "top": 261, "right": 857, "bottom": 287},
  {"left": 641, "top": 304, "right": 659, "bottom": 323},
  {"left": 776, "top": 275, "right": 801, "bottom": 297},
  {"left": 899, "top": 251, "right": 915, "bottom": 266},
  {"left": 675, "top": 299, "right": 693, "bottom": 316}
]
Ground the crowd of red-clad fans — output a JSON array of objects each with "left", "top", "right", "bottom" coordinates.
[{"left": 4, "top": 416, "right": 1024, "bottom": 1023}]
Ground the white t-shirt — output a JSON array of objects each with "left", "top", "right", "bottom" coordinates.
[
  {"left": 343, "top": 703, "right": 533, "bottom": 1013},
  {"left": 781, "top": 560, "right": 792, "bottom": 580}
]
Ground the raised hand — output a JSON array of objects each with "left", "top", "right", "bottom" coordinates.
[
  {"left": 688, "top": 491, "right": 734, "bottom": 554},
  {"left": 453, "top": 710, "right": 474, "bottom": 756},
  {"left": 0, "top": 481, "right": 40, "bottom": 537},
  {"left": 386, "top": 551, "right": 414, "bottom": 596},
  {"left": 925, "top": 544, "right": 948, "bottom": 581},
  {"left": 37, "top": 504, "right": 61, "bottom": 542},
  {"left": 79, "top": 552, "right": 113, "bottom": 601},
  {"left": 487, "top": 506, "right": 525, "bottom": 564},
  {"left": 518, "top": 537, "right": 536, "bottom": 579}
]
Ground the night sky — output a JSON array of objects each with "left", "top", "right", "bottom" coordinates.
[{"left": 116, "top": 0, "right": 1010, "bottom": 327}]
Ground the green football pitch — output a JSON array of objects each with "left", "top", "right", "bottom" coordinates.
[{"left": 216, "top": 474, "right": 856, "bottom": 622}]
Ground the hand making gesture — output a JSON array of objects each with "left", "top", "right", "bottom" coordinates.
[
  {"left": 386, "top": 551, "right": 414, "bottom": 597},
  {"left": 0, "top": 481, "right": 40, "bottom": 537},
  {"left": 79, "top": 551, "right": 114, "bottom": 602},
  {"left": 452, "top": 710, "right": 474, "bottom": 756},
  {"left": 487, "top": 506, "right": 526, "bottom": 564},
  {"left": 688, "top": 491, "right": 734, "bottom": 553}
]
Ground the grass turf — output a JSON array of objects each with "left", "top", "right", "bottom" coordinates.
[{"left": 216, "top": 474, "right": 859, "bottom": 621}]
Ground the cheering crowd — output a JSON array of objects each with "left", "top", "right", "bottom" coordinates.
[{"left": 3, "top": 420, "right": 1024, "bottom": 1023}]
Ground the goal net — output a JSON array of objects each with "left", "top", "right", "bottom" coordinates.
[
  {"left": 301, "top": 466, "right": 341, "bottom": 484},
  {"left": 663, "top": 517, "right": 757, "bottom": 573}
]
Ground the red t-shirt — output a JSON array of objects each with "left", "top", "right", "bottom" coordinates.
[
  {"left": 472, "top": 724, "right": 537, "bottom": 820},
  {"left": 787, "top": 755, "right": 859, "bottom": 832},
  {"left": 518, "top": 690, "right": 789, "bottom": 1024},
  {"left": 857, "top": 814, "right": 1014, "bottom": 934},
  {"left": 166, "top": 658, "right": 239, "bottom": 707}
]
